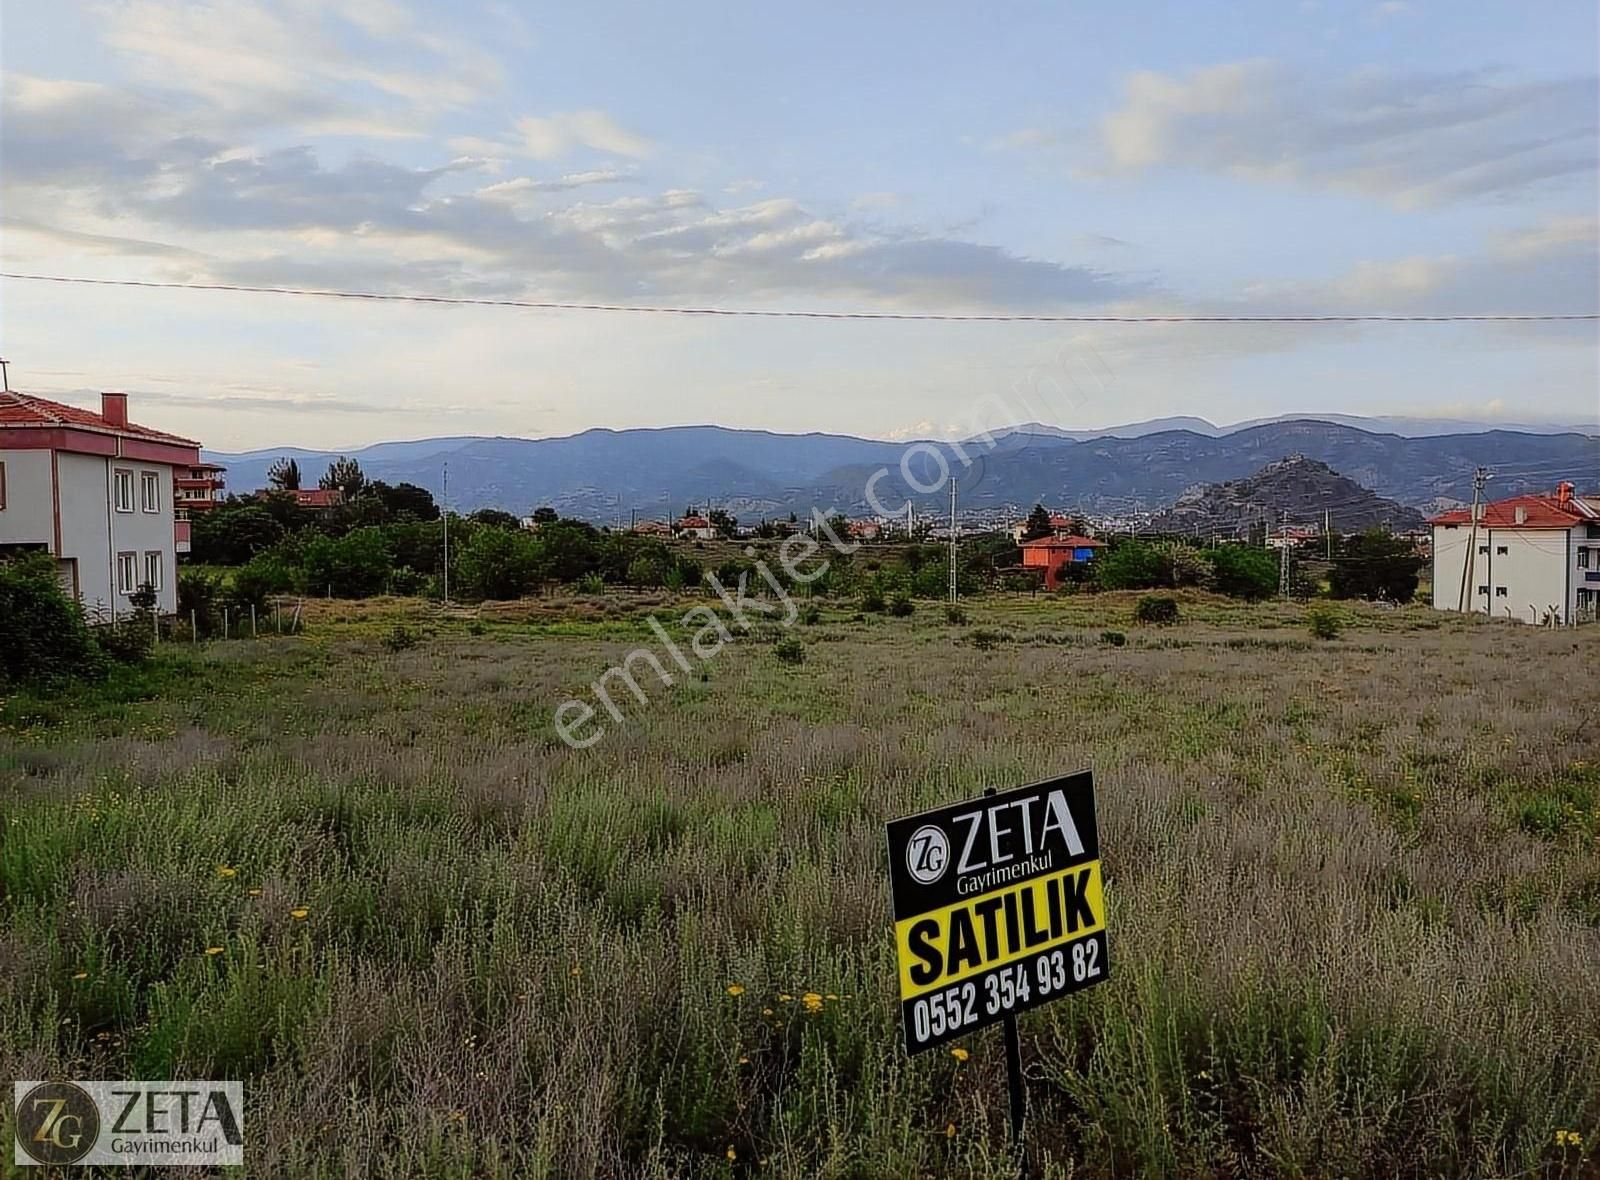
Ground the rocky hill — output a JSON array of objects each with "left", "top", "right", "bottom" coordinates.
[{"left": 1147, "top": 456, "right": 1425, "bottom": 537}]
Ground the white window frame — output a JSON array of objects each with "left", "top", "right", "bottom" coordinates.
[
  {"left": 140, "top": 470, "right": 161, "bottom": 513},
  {"left": 117, "top": 551, "right": 138, "bottom": 594},
  {"left": 113, "top": 468, "right": 134, "bottom": 513},
  {"left": 143, "top": 550, "right": 163, "bottom": 592}
]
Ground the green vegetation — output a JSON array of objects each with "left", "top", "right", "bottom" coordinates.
[
  {"left": 1308, "top": 603, "right": 1345, "bottom": 640},
  {"left": 3, "top": 593, "right": 1592, "bottom": 1177},
  {"left": 0, "top": 554, "right": 157, "bottom": 690},
  {"left": 1134, "top": 593, "right": 1180, "bottom": 625}
]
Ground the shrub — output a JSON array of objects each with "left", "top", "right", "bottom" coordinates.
[
  {"left": 1206, "top": 544, "right": 1279, "bottom": 600},
  {"left": 1101, "top": 629, "right": 1127, "bottom": 646},
  {"left": 969, "top": 628, "right": 1006, "bottom": 650},
  {"left": 456, "top": 527, "right": 542, "bottom": 600},
  {"left": 1135, "top": 594, "right": 1180, "bottom": 625},
  {"left": 773, "top": 636, "right": 806, "bottom": 665},
  {"left": 887, "top": 595, "right": 915, "bottom": 618},
  {"left": 1308, "top": 604, "right": 1344, "bottom": 640},
  {"left": 798, "top": 603, "right": 822, "bottom": 626},
  {"left": 230, "top": 553, "right": 294, "bottom": 613},
  {"left": 0, "top": 553, "right": 104, "bottom": 688},
  {"left": 380, "top": 624, "right": 420, "bottom": 652},
  {"left": 177, "top": 568, "right": 224, "bottom": 637},
  {"left": 944, "top": 604, "right": 968, "bottom": 625},
  {"left": 860, "top": 588, "right": 886, "bottom": 613}
]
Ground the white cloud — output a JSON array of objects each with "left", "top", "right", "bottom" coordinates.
[
  {"left": 1085, "top": 60, "right": 1598, "bottom": 208},
  {"left": 455, "top": 111, "right": 654, "bottom": 161}
]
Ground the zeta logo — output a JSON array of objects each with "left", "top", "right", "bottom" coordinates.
[
  {"left": 905, "top": 824, "right": 949, "bottom": 884},
  {"left": 15, "top": 1081, "right": 99, "bottom": 1165}
]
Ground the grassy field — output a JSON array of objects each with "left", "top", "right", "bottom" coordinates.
[{"left": 1, "top": 591, "right": 1596, "bottom": 1178}]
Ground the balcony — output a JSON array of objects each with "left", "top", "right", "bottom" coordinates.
[{"left": 175, "top": 518, "right": 192, "bottom": 554}]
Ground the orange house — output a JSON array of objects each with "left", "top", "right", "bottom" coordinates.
[{"left": 1021, "top": 536, "right": 1105, "bottom": 589}]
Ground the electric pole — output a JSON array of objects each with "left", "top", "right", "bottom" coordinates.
[
  {"left": 1458, "top": 467, "right": 1490, "bottom": 613},
  {"left": 1278, "top": 511, "right": 1291, "bottom": 600},
  {"left": 948, "top": 479, "right": 958, "bottom": 604},
  {"left": 0, "top": 357, "right": 10, "bottom": 392},
  {"left": 441, "top": 462, "right": 451, "bottom": 606},
  {"left": 1324, "top": 508, "right": 1332, "bottom": 560}
]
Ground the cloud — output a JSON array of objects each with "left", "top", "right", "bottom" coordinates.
[
  {"left": 93, "top": 0, "right": 503, "bottom": 136},
  {"left": 1085, "top": 60, "right": 1598, "bottom": 207},
  {"left": 453, "top": 111, "right": 655, "bottom": 161}
]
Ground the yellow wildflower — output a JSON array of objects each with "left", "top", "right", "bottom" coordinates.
[
  {"left": 802, "top": 992, "right": 823, "bottom": 1012},
  {"left": 950, "top": 1047, "right": 969, "bottom": 1063},
  {"left": 216, "top": 865, "right": 237, "bottom": 878},
  {"left": 72, "top": 972, "right": 88, "bottom": 981},
  {"left": 289, "top": 907, "right": 309, "bottom": 920},
  {"left": 570, "top": 965, "right": 582, "bottom": 977},
  {"left": 761, "top": 1008, "right": 774, "bottom": 1017},
  {"left": 738, "top": 1055, "right": 749, "bottom": 1065},
  {"left": 726, "top": 984, "right": 745, "bottom": 997},
  {"left": 945, "top": 1123, "right": 956, "bottom": 1139},
  {"left": 246, "top": 888, "right": 262, "bottom": 898},
  {"left": 204, "top": 946, "right": 224, "bottom": 956},
  {"left": 778, "top": 993, "right": 792, "bottom": 1002},
  {"left": 726, "top": 1146, "right": 736, "bottom": 1161}
]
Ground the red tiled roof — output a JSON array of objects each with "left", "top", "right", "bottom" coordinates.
[
  {"left": 678, "top": 516, "right": 710, "bottom": 528},
  {"left": 0, "top": 391, "right": 200, "bottom": 446},
  {"left": 1428, "top": 492, "right": 1598, "bottom": 530},
  {"left": 1022, "top": 535, "right": 1104, "bottom": 548}
]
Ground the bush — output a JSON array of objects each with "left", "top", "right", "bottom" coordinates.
[
  {"left": 945, "top": 604, "right": 968, "bottom": 625},
  {"left": 1206, "top": 545, "right": 1279, "bottom": 601},
  {"left": 1308, "top": 605, "right": 1344, "bottom": 640},
  {"left": 1135, "top": 594, "right": 1180, "bottom": 625},
  {"left": 969, "top": 628, "right": 1007, "bottom": 650},
  {"left": 860, "top": 588, "right": 886, "bottom": 613},
  {"left": 1100, "top": 629, "right": 1127, "bottom": 646},
  {"left": 380, "top": 624, "right": 420, "bottom": 652},
  {"left": 456, "top": 527, "right": 543, "bottom": 600},
  {"left": 798, "top": 603, "right": 822, "bottom": 626},
  {"left": 230, "top": 553, "right": 294, "bottom": 613},
  {"left": 887, "top": 595, "right": 915, "bottom": 618},
  {"left": 177, "top": 567, "right": 224, "bottom": 636},
  {"left": 0, "top": 554, "right": 104, "bottom": 688},
  {"left": 773, "top": 636, "right": 806, "bottom": 665}
]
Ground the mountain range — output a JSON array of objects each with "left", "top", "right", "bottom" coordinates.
[{"left": 208, "top": 415, "right": 1598, "bottom": 521}]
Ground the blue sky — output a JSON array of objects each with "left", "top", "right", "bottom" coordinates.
[{"left": 2, "top": 0, "right": 1596, "bottom": 450}]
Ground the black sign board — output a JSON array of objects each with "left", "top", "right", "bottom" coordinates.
[{"left": 885, "top": 772, "right": 1108, "bottom": 1054}]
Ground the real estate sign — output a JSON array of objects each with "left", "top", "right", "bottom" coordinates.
[{"left": 886, "top": 772, "right": 1108, "bottom": 1054}]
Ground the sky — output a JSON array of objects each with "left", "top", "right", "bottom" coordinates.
[{"left": 1, "top": 0, "right": 1597, "bottom": 451}]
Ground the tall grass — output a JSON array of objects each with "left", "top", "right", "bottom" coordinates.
[{"left": 0, "top": 596, "right": 1595, "bottom": 1177}]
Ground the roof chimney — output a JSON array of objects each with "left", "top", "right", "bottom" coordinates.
[
  {"left": 1557, "top": 480, "right": 1574, "bottom": 509},
  {"left": 101, "top": 391, "right": 128, "bottom": 427},
  {"left": 1514, "top": 505, "right": 1527, "bottom": 525}
]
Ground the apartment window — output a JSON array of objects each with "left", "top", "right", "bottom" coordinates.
[
  {"left": 140, "top": 470, "right": 161, "bottom": 513},
  {"left": 1580, "top": 548, "right": 1591, "bottom": 570},
  {"left": 1477, "top": 544, "right": 1490, "bottom": 555},
  {"left": 1495, "top": 545, "right": 1508, "bottom": 555},
  {"left": 116, "top": 551, "right": 137, "bottom": 594},
  {"left": 113, "top": 468, "right": 134, "bottom": 512},
  {"left": 143, "top": 551, "right": 163, "bottom": 592},
  {"left": 1476, "top": 585, "right": 1489, "bottom": 596},
  {"left": 1494, "top": 586, "right": 1508, "bottom": 597}
]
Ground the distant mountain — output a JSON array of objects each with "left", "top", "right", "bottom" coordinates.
[
  {"left": 1147, "top": 456, "right": 1424, "bottom": 537},
  {"left": 994, "top": 412, "right": 1598, "bottom": 442},
  {"left": 207, "top": 418, "right": 1598, "bottom": 520}
]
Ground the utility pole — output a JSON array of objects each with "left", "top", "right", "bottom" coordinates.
[
  {"left": 948, "top": 479, "right": 958, "bottom": 604},
  {"left": 0, "top": 357, "right": 10, "bottom": 392},
  {"left": 1278, "top": 511, "right": 1291, "bottom": 600},
  {"left": 1325, "top": 508, "right": 1332, "bottom": 560},
  {"left": 1458, "top": 467, "right": 1490, "bottom": 613},
  {"left": 442, "top": 462, "right": 451, "bottom": 606}
]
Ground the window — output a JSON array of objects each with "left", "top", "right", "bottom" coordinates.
[
  {"left": 143, "top": 551, "right": 163, "bottom": 592},
  {"left": 1495, "top": 545, "right": 1508, "bottom": 555},
  {"left": 140, "top": 471, "right": 160, "bottom": 513},
  {"left": 116, "top": 552, "right": 137, "bottom": 594},
  {"left": 113, "top": 468, "right": 134, "bottom": 513},
  {"left": 1495, "top": 586, "right": 1508, "bottom": 597},
  {"left": 1580, "top": 548, "right": 1591, "bottom": 570},
  {"left": 1477, "top": 544, "right": 1490, "bottom": 555},
  {"left": 1476, "top": 585, "right": 1489, "bottom": 596}
]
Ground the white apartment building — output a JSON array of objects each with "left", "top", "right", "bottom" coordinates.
[
  {"left": 0, "top": 391, "right": 204, "bottom": 619},
  {"left": 1430, "top": 482, "right": 1600, "bottom": 625}
]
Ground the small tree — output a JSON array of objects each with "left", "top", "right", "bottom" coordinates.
[
  {"left": 0, "top": 554, "right": 104, "bottom": 687},
  {"left": 531, "top": 506, "right": 559, "bottom": 525},
  {"left": 267, "top": 456, "right": 302, "bottom": 491},
  {"left": 320, "top": 456, "right": 366, "bottom": 500},
  {"left": 468, "top": 508, "right": 521, "bottom": 530},
  {"left": 1329, "top": 530, "right": 1422, "bottom": 602},
  {"left": 1022, "top": 503, "right": 1053, "bottom": 541},
  {"left": 708, "top": 508, "right": 738, "bottom": 538},
  {"left": 1134, "top": 594, "right": 1180, "bottom": 625}
]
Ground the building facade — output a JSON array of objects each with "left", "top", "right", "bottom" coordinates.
[
  {"left": 1429, "top": 483, "right": 1600, "bottom": 625},
  {"left": 0, "top": 391, "right": 202, "bottom": 619}
]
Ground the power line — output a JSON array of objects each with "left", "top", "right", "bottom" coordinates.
[{"left": 3, "top": 271, "right": 1598, "bottom": 324}]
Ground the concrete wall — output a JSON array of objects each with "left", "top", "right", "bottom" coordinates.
[
  {"left": 0, "top": 449, "right": 55, "bottom": 547},
  {"left": 57, "top": 451, "right": 179, "bottom": 619},
  {"left": 1433, "top": 522, "right": 1588, "bottom": 623}
]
